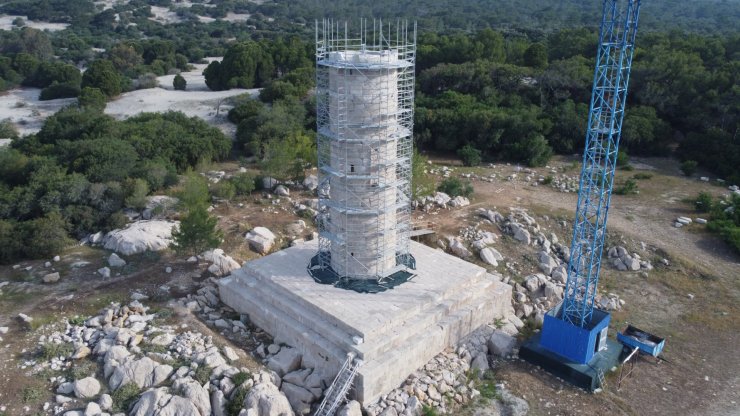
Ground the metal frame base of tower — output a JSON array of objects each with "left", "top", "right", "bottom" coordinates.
[{"left": 520, "top": 332, "right": 622, "bottom": 392}]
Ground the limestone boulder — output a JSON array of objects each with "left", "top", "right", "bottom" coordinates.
[
  {"left": 131, "top": 387, "right": 202, "bottom": 416},
  {"left": 281, "top": 382, "right": 314, "bottom": 414},
  {"left": 471, "top": 352, "right": 489, "bottom": 372},
  {"left": 303, "top": 175, "right": 319, "bottom": 192},
  {"left": 108, "top": 253, "right": 126, "bottom": 267},
  {"left": 338, "top": 400, "right": 362, "bottom": 416},
  {"left": 104, "top": 220, "right": 179, "bottom": 255},
  {"left": 73, "top": 377, "right": 100, "bottom": 398},
  {"left": 203, "top": 249, "right": 241, "bottom": 277},
  {"left": 263, "top": 177, "right": 280, "bottom": 190},
  {"left": 448, "top": 238, "right": 472, "bottom": 258},
  {"left": 172, "top": 377, "right": 211, "bottom": 416},
  {"left": 448, "top": 196, "right": 470, "bottom": 208},
  {"left": 487, "top": 330, "right": 516, "bottom": 357},
  {"left": 243, "top": 382, "right": 295, "bottom": 416},
  {"left": 479, "top": 247, "right": 503, "bottom": 266},
  {"left": 42, "top": 272, "right": 60, "bottom": 283},
  {"left": 108, "top": 356, "right": 173, "bottom": 391},
  {"left": 267, "top": 348, "right": 302, "bottom": 377},
  {"left": 246, "top": 227, "right": 276, "bottom": 255},
  {"left": 275, "top": 185, "right": 290, "bottom": 197}
]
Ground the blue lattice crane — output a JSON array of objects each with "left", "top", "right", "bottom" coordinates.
[{"left": 523, "top": 0, "right": 643, "bottom": 376}]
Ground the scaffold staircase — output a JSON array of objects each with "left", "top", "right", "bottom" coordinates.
[{"left": 314, "top": 353, "right": 363, "bottom": 416}]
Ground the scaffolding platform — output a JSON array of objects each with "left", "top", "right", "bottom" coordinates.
[
  {"left": 520, "top": 332, "right": 622, "bottom": 392},
  {"left": 218, "top": 239, "right": 512, "bottom": 404}
]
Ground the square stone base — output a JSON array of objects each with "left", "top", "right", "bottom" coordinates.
[{"left": 218, "top": 240, "right": 512, "bottom": 404}]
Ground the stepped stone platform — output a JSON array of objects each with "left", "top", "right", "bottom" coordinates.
[{"left": 218, "top": 240, "right": 512, "bottom": 404}]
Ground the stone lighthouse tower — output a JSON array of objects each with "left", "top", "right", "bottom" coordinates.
[{"left": 313, "top": 20, "right": 416, "bottom": 281}]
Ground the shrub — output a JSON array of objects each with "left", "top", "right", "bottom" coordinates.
[
  {"left": 21, "top": 212, "right": 71, "bottom": 259},
  {"left": 681, "top": 160, "right": 698, "bottom": 177},
  {"left": 193, "top": 365, "right": 212, "bottom": 384},
  {"left": 112, "top": 383, "right": 141, "bottom": 413},
  {"left": 170, "top": 204, "right": 222, "bottom": 256},
  {"left": 39, "top": 341, "right": 74, "bottom": 360},
  {"left": 633, "top": 172, "right": 653, "bottom": 180},
  {"left": 438, "top": 177, "right": 474, "bottom": 198},
  {"left": 695, "top": 192, "right": 713, "bottom": 212},
  {"left": 136, "top": 73, "right": 159, "bottom": 89},
  {"left": 0, "top": 220, "right": 22, "bottom": 264},
  {"left": 39, "top": 82, "right": 80, "bottom": 100},
  {"left": 123, "top": 178, "right": 149, "bottom": 209},
  {"left": 81, "top": 59, "right": 122, "bottom": 97},
  {"left": 458, "top": 144, "right": 482, "bottom": 167},
  {"left": 614, "top": 178, "right": 638, "bottom": 195},
  {"left": 173, "top": 73, "right": 186, "bottom": 90},
  {"left": 230, "top": 173, "right": 256, "bottom": 195},
  {"left": 542, "top": 175, "right": 554, "bottom": 185},
  {"left": 78, "top": 87, "right": 107, "bottom": 111},
  {"left": 211, "top": 180, "right": 236, "bottom": 200},
  {"left": 616, "top": 150, "right": 630, "bottom": 167}
]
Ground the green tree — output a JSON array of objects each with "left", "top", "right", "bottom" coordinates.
[
  {"left": 681, "top": 160, "right": 698, "bottom": 177},
  {"left": 0, "top": 220, "right": 22, "bottom": 264},
  {"left": 171, "top": 173, "right": 221, "bottom": 255},
  {"left": 78, "top": 87, "right": 107, "bottom": 111},
  {"left": 230, "top": 173, "right": 256, "bottom": 196},
  {"left": 458, "top": 144, "right": 482, "bottom": 166},
  {"left": 438, "top": 177, "right": 474, "bottom": 198},
  {"left": 81, "top": 59, "right": 122, "bottom": 97},
  {"left": 21, "top": 212, "right": 71, "bottom": 259},
  {"left": 123, "top": 178, "right": 148, "bottom": 209},
  {"left": 173, "top": 73, "right": 186, "bottom": 90},
  {"left": 523, "top": 43, "right": 548, "bottom": 69},
  {"left": 170, "top": 204, "right": 223, "bottom": 256}
]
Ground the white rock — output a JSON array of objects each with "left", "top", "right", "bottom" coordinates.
[
  {"left": 303, "top": 175, "right": 319, "bottom": 191},
  {"left": 222, "top": 346, "right": 239, "bottom": 362},
  {"left": 84, "top": 402, "right": 102, "bottom": 416},
  {"left": 623, "top": 257, "right": 641, "bottom": 271},
  {"left": 203, "top": 249, "right": 241, "bottom": 277},
  {"left": 131, "top": 386, "right": 201, "bottom": 416},
  {"left": 99, "top": 394, "right": 113, "bottom": 410},
  {"left": 73, "top": 377, "right": 101, "bottom": 398},
  {"left": 243, "top": 382, "right": 295, "bottom": 416},
  {"left": 479, "top": 248, "right": 500, "bottom": 266},
  {"left": 246, "top": 227, "right": 276, "bottom": 255},
  {"left": 338, "top": 400, "right": 362, "bottom": 416},
  {"left": 281, "top": 382, "right": 314, "bottom": 414},
  {"left": 165, "top": 266, "right": 172, "bottom": 273},
  {"left": 274, "top": 185, "right": 290, "bottom": 197},
  {"left": 695, "top": 218, "right": 707, "bottom": 224},
  {"left": 42, "top": 272, "right": 61, "bottom": 283},
  {"left": 262, "top": 177, "right": 280, "bottom": 189},
  {"left": 108, "top": 253, "right": 126, "bottom": 267},
  {"left": 108, "top": 356, "right": 173, "bottom": 391},
  {"left": 448, "top": 195, "right": 470, "bottom": 208},
  {"left": 97, "top": 267, "right": 111, "bottom": 278},
  {"left": 676, "top": 216, "right": 692, "bottom": 225},
  {"left": 487, "top": 330, "right": 516, "bottom": 357},
  {"left": 53, "top": 255, "right": 61, "bottom": 262},
  {"left": 267, "top": 348, "right": 302, "bottom": 377},
  {"left": 448, "top": 238, "right": 472, "bottom": 258},
  {"left": 103, "top": 220, "right": 179, "bottom": 256}
]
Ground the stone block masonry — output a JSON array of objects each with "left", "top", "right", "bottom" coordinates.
[{"left": 219, "top": 240, "right": 512, "bottom": 404}]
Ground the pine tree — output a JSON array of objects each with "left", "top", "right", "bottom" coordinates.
[
  {"left": 170, "top": 204, "right": 222, "bottom": 256},
  {"left": 173, "top": 73, "right": 187, "bottom": 90}
]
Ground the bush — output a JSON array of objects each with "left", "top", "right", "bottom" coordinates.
[
  {"left": 39, "top": 82, "right": 80, "bottom": 100},
  {"left": 458, "top": 144, "right": 482, "bottom": 167},
  {"left": 112, "top": 383, "right": 141, "bottom": 413},
  {"left": 695, "top": 192, "right": 713, "bottom": 212},
  {"left": 230, "top": 173, "right": 256, "bottom": 195},
  {"left": 614, "top": 178, "right": 639, "bottom": 195},
  {"left": 681, "top": 160, "right": 698, "bottom": 177},
  {"left": 136, "top": 73, "right": 159, "bottom": 89},
  {"left": 438, "top": 177, "right": 474, "bottom": 198},
  {"left": 21, "top": 212, "right": 71, "bottom": 259},
  {"left": 170, "top": 204, "right": 222, "bottom": 256},
  {"left": 123, "top": 178, "right": 149, "bottom": 209},
  {"left": 78, "top": 87, "right": 107, "bottom": 111},
  {"left": 81, "top": 59, "right": 122, "bottom": 97},
  {"left": 632, "top": 172, "right": 653, "bottom": 180},
  {"left": 211, "top": 180, "right": 236, "bottom": 200},
  {"left": 0, "top": 220, "right": 22, "bottom": 264},
  {"left": 616, "top": 150, "right": 630, "bottom": 167},
  {"left": 173, "top": 73, "right": 186, "bottom": 90}
]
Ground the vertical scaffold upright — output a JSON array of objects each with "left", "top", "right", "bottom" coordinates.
[
  {"left": 313, "top": 19, "right": 417, "bottom": 282},
  {"left": 538, "top": 0, "right": 642, "bottom": 365}
]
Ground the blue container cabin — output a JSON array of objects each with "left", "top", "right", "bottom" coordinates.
[
  {"left": 540, "top": 304, "right": 611, "bottom": 365},
  {"left": 617, "top": 325, "right": 665, "bottom": 357}
]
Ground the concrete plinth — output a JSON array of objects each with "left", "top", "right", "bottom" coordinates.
[{"left": 218, "top": 240, "right": 512, "bottom": 404}]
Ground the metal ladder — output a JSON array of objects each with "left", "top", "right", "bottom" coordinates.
[
  {"left": 314, "top": 353, "right": 363, "bottom": 416},
  {"left": 597, "top": 368, "right": 607, "bottom": 389}
]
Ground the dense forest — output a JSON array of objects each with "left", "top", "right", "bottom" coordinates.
[{"left": 0, "top": 0, "right": 738, "bottom": 261}]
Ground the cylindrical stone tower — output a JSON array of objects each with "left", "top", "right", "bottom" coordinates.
[{"left": 314, "top": 20, "right": 416, "bottom": 281}]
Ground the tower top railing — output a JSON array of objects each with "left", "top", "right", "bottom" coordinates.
[{"left": 316, "top": 19, "right": 416, "bottom": 62}]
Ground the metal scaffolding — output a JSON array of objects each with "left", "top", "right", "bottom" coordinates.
[{"left": 314, "top": 19, "right": 416, "bottom": 281}]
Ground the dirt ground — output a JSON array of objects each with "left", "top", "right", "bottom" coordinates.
[
  {"left": 423, "top": 155, "right": 739, "bottom": 416},
  {"left": 0, "top": 156, "right": 737, "bottom": 415}
]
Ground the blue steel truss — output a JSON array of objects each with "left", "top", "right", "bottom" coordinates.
[{"left": 561, "top": 0, "right": 642, "bottom": 328}]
